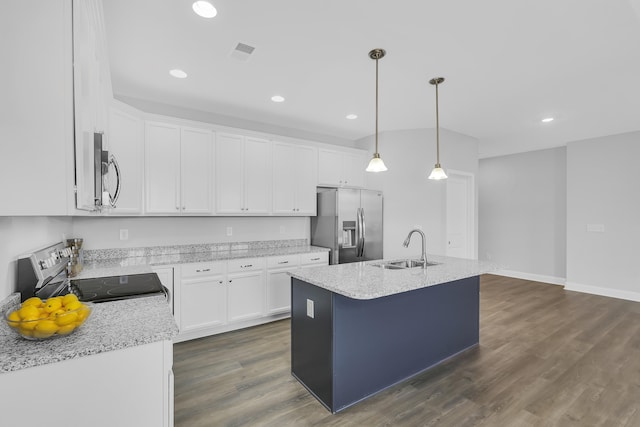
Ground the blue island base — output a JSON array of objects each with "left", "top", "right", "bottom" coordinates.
[{"left": 291, "top": 276, "right": 480, "bottom": 413}]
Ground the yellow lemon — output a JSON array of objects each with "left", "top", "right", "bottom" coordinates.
[
  {"left": 18, "top": 305, "right": 39, "bottom": 320},
  {"left": 33, "top": 320, "right": 58, "bottom": 338},
  {"left": 62, "top": 294, "right": 79, "bottom": 306},
  {"left": 20, "top": 316, "right": 39, "bottom": 331},
  {"left": 44, "top": 298, "right": 63, "bottom": 313},
  {"left": 75, "top": 305, "right": 90, "bottom": 322},
  {"left": 22, "top": 297, "right": 43, "bottom": 308},
  {"left": 65, "top": 300, "right": 82, "bottom": 311},
  {"left": 7, "top": 310, "right": 21, "bottom": 327},
  {"left": 55, "top": 311, "right": 78, "bottom": 327},
  {"left": 18, "top": 326, "right": 34, "bottom": 338},
  {"left": 57, "top": 323, "right": 76, "bottom": 335}
]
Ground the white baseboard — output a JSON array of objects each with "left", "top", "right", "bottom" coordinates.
[
  {"left": 564, "top": 281, "right": 640, "bottom": 302},
  {"left": 492, "top": 269, "right": 566, "bottom": 286}
]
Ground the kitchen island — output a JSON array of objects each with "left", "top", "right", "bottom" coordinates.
[{"left": 288, "top": 255, "right": 493, "bottom": 413}]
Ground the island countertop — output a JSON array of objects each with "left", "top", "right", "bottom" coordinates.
[{"left": 288, "top": 255, "right": 496, "bottom": 300}]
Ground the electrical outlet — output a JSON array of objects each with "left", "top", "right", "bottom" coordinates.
[
  {"left": 280, "top": 225, "right": 286, "bottom": 234},
  {"left": 119, "top": 229, "right": 129, "bottom": 240},
  {"left": 226, "top": 227, "right": 233, "bottom": 236},
  {"left": 306, "top": 299, "right": 314, "bottom": 318}
]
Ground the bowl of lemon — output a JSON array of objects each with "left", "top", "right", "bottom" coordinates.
[{"left": 4, "top": 294, "right": 92, "bottom": 340}]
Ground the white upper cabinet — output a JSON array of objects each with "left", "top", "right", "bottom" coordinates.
[
  {"left": 272, "top": 142, "right": 318, "bottom": 215},
  {"left": 106, "top": 103, "right": 144, "bottom": 214},
  {"left": 216, "top": 134, "right": 271, "bottom": 215},
  {"left": 145, "top": 121, "right": 213, "bottom": 215},
  {"left": 0, "top": 0, "right": 73, "bottom": 215},
  {"left": 180, "top": 127, "right": 213, "bottom": 214},
  {"left": 318, "top": 148, "right": 367, "bottom": 188}
]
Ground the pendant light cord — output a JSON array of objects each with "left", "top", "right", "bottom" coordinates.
[
  {"left": 375, "top": 54, "right": 379, "bottom": 154},
  {"left": 435, "top": 80, "right": 440, "bottom": 165}
]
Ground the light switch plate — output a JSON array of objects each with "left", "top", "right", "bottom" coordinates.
[
  {"left": 306, "top": 299, "right": 314, "bottom": 318},
  {"left": 119, "top": 229, "right": 129, "bottom": 240},
  {"left": 226, "top": 227, "right": 233, "bottom": 236}
]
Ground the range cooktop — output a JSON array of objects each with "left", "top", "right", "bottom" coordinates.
[{"left": 67, "top": 273, "right": 167, "bottom": 303}]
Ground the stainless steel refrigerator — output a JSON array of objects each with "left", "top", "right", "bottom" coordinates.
[{"left": 311, "top": 187, "right": 383, "bottom": 264}]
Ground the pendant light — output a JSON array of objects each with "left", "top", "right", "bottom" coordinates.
[
  {"left": 428, "top": 77, "right": 448, "bottom": 180},
  {"left": 365, "top": 49, "right": 388, "bottom": 173}
]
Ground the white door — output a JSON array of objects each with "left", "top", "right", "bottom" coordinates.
[
  {"left": 107, "top": 106, "right": 143, "bottom": 214},
  {"left": 318, "top": 149, "right": 343, "bottom": 186},
  {"left": 180, "top": 127, "right": 212, "bottom": 214},
  {"left": 180, "top": 276, "right": 227, "bottom": 331},
  {"left": 145, "top": 122, "right": 180, "bottom": 214},
  {"left": 272, "top": 142, "right": 297, "bottom": 214},
  {"left": 215, "top": 133, "right": 244, "bottom": 214},
  {"left": 244, "top": 137, "right": 271, "bottom": 214},
  {"left": 266, "top": 269, "right": 293, "bottom": 314},
  {"left": 446, "top": 170, "right": 475, "bottom": 259},
  {"left": 295, "top": 145, "right": 318, "bottom": 214},
  {"left": 227, "top": 273, "right": 265, "bottom": 322}
]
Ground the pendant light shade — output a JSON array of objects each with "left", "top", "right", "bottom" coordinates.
[
  {"left": 366, "top": 48, "right": 388, "bottom": 173},
  {"left": 428, "top": 77, "right": 447, "bottom": 180}
]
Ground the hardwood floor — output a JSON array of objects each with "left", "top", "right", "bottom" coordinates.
[{"left": 173, "top": 275, "right": 640, "bottom": 426}]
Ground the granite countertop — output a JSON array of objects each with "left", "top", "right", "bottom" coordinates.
[
  {"left": 1, "top": 242, "right": 328, "bottom": 373},
  {"left": 80, "top": 244, "right": 330, "bottom": 273},
  {"left": 0, "top": 293, "right": 178, "bottom": 373},
  {"left": 288, "top": 255, "right": 496, "bottom": 300}
]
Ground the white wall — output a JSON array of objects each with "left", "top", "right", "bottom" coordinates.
[
  {"left": 0, "top": 217, "right": 73, "bottom": 300},
  {"left": 356, "top": 128, "right": 479, "bottom": 259},
  {"left": 566, "top": 132, "right": 640, "bottom": 301},
  {"left": 72, "top": 216, "right": 310, "bottom": 250},
  {"left": 479, "top": 148, "right": 567, "bottom": 283}
]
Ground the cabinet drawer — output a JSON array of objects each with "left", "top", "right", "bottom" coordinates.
[
  {"left": 300, "top": 252, "right": 328, "bottom": 265},
  {"left": 181, "top": 262, "right": 225, "bottom": 278},
  {"left": 227, "top": 257, "right": 264, "bottom": 273},
  {"left": 267, "top": 255, "right": 299, "bottom": 269}
]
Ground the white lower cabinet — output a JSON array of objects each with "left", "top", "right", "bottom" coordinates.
[
  {"left": 179, "top": 262, "right": 226, "bottom": 332},
  {"left": 227, "top": 258, "right": 265, "bottom": 322},
  {"left": 2, "top": 340, "right": 174, "bottom": 427},
  {"left": 176, "top": 252, "right": 327, "bottom": 341}
]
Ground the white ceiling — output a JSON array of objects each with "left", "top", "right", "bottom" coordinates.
[{"left": 103, "top": 0, "right": 640, "bottom": 158}]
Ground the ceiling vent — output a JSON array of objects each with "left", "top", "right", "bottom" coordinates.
[{"left": 230, "top": 42, "right": 256, "bottom": 61}]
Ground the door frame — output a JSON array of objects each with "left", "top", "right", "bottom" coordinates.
[{"left": 445, "top": 169, "right": 476, "bottom": 259}]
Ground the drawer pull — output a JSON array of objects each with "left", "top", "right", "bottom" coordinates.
[
  {"left": 278, "top": 261, "right": 289, "bottom": 264},
  {"left": 241, "top": 264, "right": 253, "bottom": 268},
  {"left": 310, "top": 258, "right": 320, "bottom": 261},
  {"left": 196, "top": 268, "right": 211, "bottom": 273}
]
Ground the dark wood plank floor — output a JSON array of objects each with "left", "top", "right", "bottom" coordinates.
[{"left": 173, "top": 275, "right": 640, "bottom": 426}]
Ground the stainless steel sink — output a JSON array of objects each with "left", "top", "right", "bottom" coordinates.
[{"left": 371, "top": 259, "right": 440, "bottom": 269}]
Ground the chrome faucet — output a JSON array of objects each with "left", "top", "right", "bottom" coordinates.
[{"left": 403, "top": 229, "right": 427, "bottom": 267}]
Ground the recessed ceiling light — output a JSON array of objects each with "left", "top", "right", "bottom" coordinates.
[
  {"left": 346, "top": 114, "right": 358, "bottom": 120},
  {"left": 541, "top": 117, "right": 554, "bottom": 123},
  {"left": 169, "top": 69, "right": 188, "bottom": 79},
  {"left": 271, "top": 95, "right": 285, "bottom": 103},
  {"left": 192, "top": 1, "right": 217, "bottom": 18}
]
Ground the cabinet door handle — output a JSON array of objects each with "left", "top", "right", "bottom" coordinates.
[
  {"left": 218, "top": 280, "right": 224, "bottom": 284},
  {"left": 228, "top": 280, "right": 233, "bottom": 283}
]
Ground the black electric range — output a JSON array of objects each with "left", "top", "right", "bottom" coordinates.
[{"left": 67, "top": 273, "right": 168, "bottom": 303}]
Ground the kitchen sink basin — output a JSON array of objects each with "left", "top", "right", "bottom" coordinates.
[{"left": 371, "top": 259, "right": 440, "bottom": 269}]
